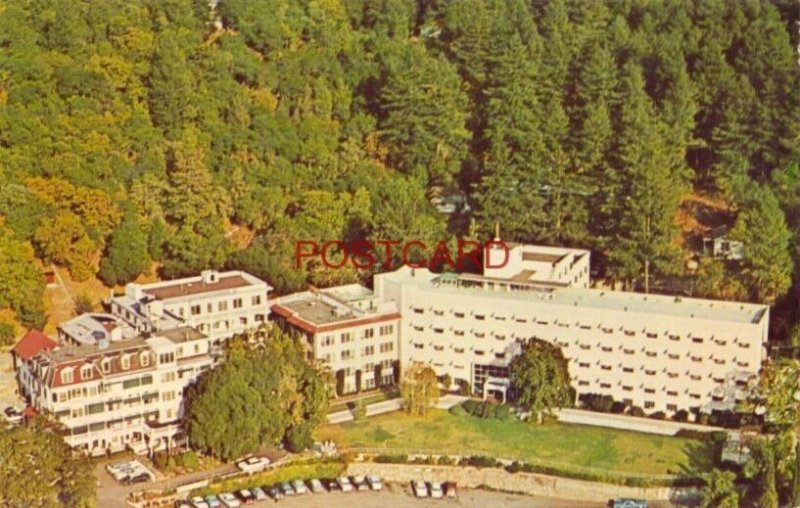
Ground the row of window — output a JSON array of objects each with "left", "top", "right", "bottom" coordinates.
[
  {"left": 319, "top": 324, "right": 396, "bottom": 347},
  {"left": 188, "top": 296, "right": 263, "bottom": 316}
]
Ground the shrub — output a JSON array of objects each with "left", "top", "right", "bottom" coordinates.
[
  {"left": 448, "top": 404, "right": 467, "bottom": 417},
  {"left": 284, "top": 423, "right": 313, "bottom": 452},
  {"left": 462, "top": 455, "right": 498, "bottom": 468},
  {"left": 153, "top": 451, "right": 170, "bottom": 470},
  {"left": 649, "top": 411, "right": 667, "bottom": 420},
  {"left": 629, "top": 406, "right": 646, "bottom": 418},
  {"left": 437, "top": 455, "right": 454, "bottom": 465},
  {"left": 673, "top": 409, "right": 689, "bottom": 422},
  {"left": 176, "top": 451, "right": 200, "bottom": 470},
  {"left": 0, "top": 323, "right": 15, "bottom": 347},
  {"left": 374, "top": 454, "right": 407, "bottom": 464},
  {"left": 579, "top": 393, "right": 615, "bottom": 413},
  {"left": 610, "top": 401, "right": 628, "bottom": 414},
  {"left": 461, "top": 400, "right": 481, "bottom": 414}
]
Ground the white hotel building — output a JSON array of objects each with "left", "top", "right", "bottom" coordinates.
[
  {"left": 12, "top": 322, "right": 213, "bottom": 455},
  {"left": 110, "top": 269, "right": 272, "bottom": 344},
  {"left": 371, "top": 243, "right": 769, "bottom": 416}
]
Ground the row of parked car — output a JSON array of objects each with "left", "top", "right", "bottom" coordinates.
[
  {"left": 412, "top": 480, "right": 457, "bottom": 499},
  {"left": 178, "top": 475, "right": 384, "bottom": 507}
]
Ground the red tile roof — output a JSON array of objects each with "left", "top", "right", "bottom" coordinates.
[{"left": 11, "top": 330, "right": 57, "bottom": 360}]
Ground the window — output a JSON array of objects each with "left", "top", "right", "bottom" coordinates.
[
  {"left": 692, "top": 337, "right": 703, "bottom": 344},
  {"left": 190, "top": 305, "right": 201, "bottom": 316},
  {"left": 601, "top": 327, "right": 613, "bottom": 334},
  {"left": 644, "top": 401, "right": 655, "bottom": 409},
  {"left": 646, "top": 332, "right": 657, "bottom": 339},
  {"left": 81, "top": 366, "right": 92, "bottom": 380},
  {"left": 239, "top": 317, "right": 248, "bottom": 326},
  {"left": 579, "top": 344, "right": 591, "bottom": 350},
  {"left": 666, "top": 404, "right": 678, "bottom": 412},
  {"left": 668, "top": 353, "right": 680, "bottom": 360},
  {"left": 601, "top": 365, "right": 612, "bottom": 371},
  {"left": 102, "top": 359, "right": 111, "bottom": 374},
  {"left": 320, "top": 335, "right": 334, "bottom": 347},
  {"left": 162, "top": 391, "right": 176, "bottom": 402},
  {"left": 218, "top": 301, "right": 228, "bottom": 312},
  {"left": 364, "top": 328, "right": 374, "bottom": 339},
  {"left": 690, "top": 356, "right": 702, "bottom": 363},
  {"left": 690, "top": 393, "right": 701, "bottom": 400},
  {"left": 475, "top": 314, "right": 485, "bottom": 320},
  {"left": 474, "top": 332, "right": 485, "bottom": 338},
  {"left": 578, "top": 380, "right": 589, "bottom": 386},
  {"left": 454, "top": 312, "right": 465, "bottom": 318},
  {"left": 433, "top": 327, "right": 444, "bottom": 334},
  {"left": 380, "top": 324, "right": 394, "bottom": 336},
  {"left": 624, "top": 330, "right": 635, "bottom": 336},
  {"left": 738, "top": 342, "right": 751, "bottom": 349},
  {"left": 601, "top": 346, "right": 613, "bottom": 352},
  {"left": 645, "top": 351, "right": 657, "bottom": 357},
  {"left": 623, "top": 349, "right": 635, "bottom": 355},
  {"left": 644, "top": 388, "right": 656, "bottom": 394},
  {"left": 494, "top": 315, "right": 506, "bottom": 321},
  {"left": 666, "top": 391, "right": 678, "bottom": 397},
  {"left": 454, "top": 330, "right": 464, "bottom": 336},
  {"left": 161, "top": 372, "right": 176, "bottom": 383},
  {"left": 515, "top": 318, "right": 526, "bottom": 323},
  {"left": 379, "top": 341, "right": 394, "bottom": 353},
  {"left": 495, "top": 334, "right": 505, "bottom": 341},
  {"left": 232, "top": 298, "right": 243, "bottom": 309},
  {"left": 600, "top": 383, "right": 611, "bottom": 389},
  {"left": 252, "top": 295, "right": 261, "bottom": 306},
  {"left": 494, "top": 352, "right": 505, "bottom": 359},
  {"left": 578, "top": 362, "right": 590, "bottom": 368},
  {"left": 668, "top": 334, "right": 680, "bottom": 341},
  {"left": 713, "top": 358, "right": 726, "bottom": 365},
  {"left": 413, "top": 307, "right": 424, "bottom": 314},
  {"left": 341, "top": 350, "right": 354, "bottom": 361},
  {"left": 622, "top": 385, "right": 633, "bottom": 391},
  {"left": 207, "top": 303, "right": 213, "bottom": 313},
  {"left": 159, "top": 353, "right": 175, "bottom": 364},
  {"left": 644, "top": 369, "right": 656, "bottom": 376},
  {"left": 121, "top": 355, "right": 130, "bottom": 370},
  {"left": 622, "top": 367, "right": 634, "bottom": 373},
  {"left": 364, "top": 345, "right": 375, "bottom": 356},
  {"left": 475, "top": 350, "right": 485, "bottom": 356},
  {"left": 454, "top": 347, "right": 465, "bottom": 354},
  {"left": 340, "top": 332, "right": 353, "bottom": 344},
  {"left": 140, "top": 352, "right": 150, "bottom": 367},
  {"left": 433, "top": 309, "right": 444, "bottom": 316}
]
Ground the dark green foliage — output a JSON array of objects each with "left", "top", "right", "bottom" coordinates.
[
  {"left": 456, "top": 400, "right": 514, "bottom": 421},
  {"left": 73, "top": 293, "right": 94, "bottom": 315},
  {"left": 374, "top": 454, "right": 408, "bottom": 464},
  {"left": 185, "top": 328, "right": 329, "bottom": 461},
  {"left": 99, "top": 216, "right": 150, "bottom": 286},
  {"left": 509, "top": 338, "right": 573, "bottom": 418},
  {"left": 0, "top": 226, "right": 46, "bottom": 328},
  {"left": 579, "top": 393, "right": 615, "bottom": 413},
  {"left": 0, "top": 323, "right": 15, "bottom": 347}
]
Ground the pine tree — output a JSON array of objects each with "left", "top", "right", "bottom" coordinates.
[{"left": 608, "top": 63, "right": 685, "bottom": 291}]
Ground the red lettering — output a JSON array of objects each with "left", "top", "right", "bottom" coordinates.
[
  {"left": 429, "top": 241, "right": 456, "bottom": 271},
  {"left": 456, "top": 240, "right": 482, "bottom": 271},
  {"left": 320, "top": 240, "right": 349, "bottom": 269},
  {"left": 295, "top": 241, "right": 320, "bottom": 268},
  {"left": 402, "top": 240, "right": 427, "bottom": 269},
  {"left": 350, "top": 240, "right": 376, "bottom": 270},
  {"left": 376, "top": 240, "right": 400, "bottom": 270},
  {"left": 484, "top": 240, "right": 510, "bottom": 268}
]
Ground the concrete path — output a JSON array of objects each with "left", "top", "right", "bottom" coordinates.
[
  {"left": 326, "top": 394, "right": 468, "bottom": 424},
  {"left": 556, "top": 408, "right": 724, "bottom": 436}
]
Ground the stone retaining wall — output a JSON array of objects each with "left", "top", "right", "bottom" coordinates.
[{"left": 347, "top": 463, "right": 701, "bottom": 504}]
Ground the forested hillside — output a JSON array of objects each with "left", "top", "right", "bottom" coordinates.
[{"left": 0, "top": 1, "right": 798, "bottom": 337}]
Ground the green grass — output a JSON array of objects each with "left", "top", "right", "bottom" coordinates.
[{"left": 316, "top": 409, "right": 714, "bottom": 478}]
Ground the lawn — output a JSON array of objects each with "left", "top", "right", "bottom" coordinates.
[{"left": 316, "top": 409, "right": 715, "bottom": 478}]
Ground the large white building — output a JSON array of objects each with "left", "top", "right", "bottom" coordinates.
[
  {"left": 110, "top": 270, "right": 272, "bottom": 344},
  {"left": 371, "top": 243, "right": 769, "bottom": 416},
  {"left": 12, "top": 322, "right": 214, "bottom": 456},
  {"left": 271, "top": 284, "right": 401, "bottom": 394}
]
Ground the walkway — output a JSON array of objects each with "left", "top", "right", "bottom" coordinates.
[
  {"left": 326, "top": 394, "right": 467, "bottom": 424},
  {"left": 556, "top": 408, "right": 724, "bottom": 436}
]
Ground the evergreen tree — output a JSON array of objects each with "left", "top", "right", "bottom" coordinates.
[
  {"left": 608, "top": 63, "right": 685, "bottom": 291},
  {"left": 99, "top": 216, "right": 151, "bottom": 286}
]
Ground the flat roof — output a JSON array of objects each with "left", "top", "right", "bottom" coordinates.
[
  {"left": 144, "top": 274, "right": 253, "bottom": 299},
  {"left": 381, "top": 267, "right": 767, "bottom": 325},
  {"left": 281, "top": 299, "right": 354, "bottom": 326},
  {"left": 521, "top": 252, "right": 566, "bottom": 264}
]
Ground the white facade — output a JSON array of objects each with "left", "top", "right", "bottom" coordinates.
[
  {"left": 110, "top": 270, "right": 272, "bottom": 344},
  {"left": 373, "top": 244, "right": 769, "bottom": 415},
  {"left": 14, "top": 327, "right": 213, "bottom": 456},
  {"left": 484, "top": 243, "right": 590, "bottom": 288},
  {"left": 272, "top": 284, "right": 401, "bottom": 394}
]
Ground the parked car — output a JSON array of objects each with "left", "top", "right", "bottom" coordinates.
[
  {"left": 191, "top": 496, "right": 210, "bottom": 508},
  {"left": 190, "top": 496, "right": 210, "bottom": 508},
  {"left": 3, "top": 406, "right": 22, "bottom": 424},
  {"left": 351, "top": 476, "right": 369, "bottom": 491},
  {"left": 309, "top": 478, "right": 325, "bottom": 493},
  {"left": 266, "top": 486, "right": 283, "bottom": 501},
  {"left": 412, "top": 480, "right": 428, "bottom": 498},
  {"left": 280, "top": 482, "right": 295, "bottom": 496},
  {"left": 251, "top": 487, "right": 268, "bottom": 501},
  {"left": 125, "top": 472, "right": 151, "bottom": 485},
  {"left": 366, "top": 475, "right": 383, "bottom": 491},
  {"left": 291, "top": 479, "right": 309, "bottom": 495},
  {"left": 613, "top": 500, "right": 647, "bottom": 508},
  {"left": 324, "top": 478, "right": 341, "bottom": 492},
  {"left": 175, "top": 502, "right": 193, "bottom": 508},
  {"left": 236, "top": 489, "right": 254, "bottom": 504},
  {"left": 337, "top": 477, "right": 354, "bottom": 492},
  {"left": 444, "top": 481, "right": 457, "bottom": 498},
  {"left": 236, "top": 456, "right": 270, "bottom": 474},
  {"left": 218, "top": 492, "right": 241, "bottom": 508},
  {"left": 429, "top": 482, "right": 444, "bottom": 499},
  {"left": 204, "top": 495, "right": 222, "bottom": 508}
]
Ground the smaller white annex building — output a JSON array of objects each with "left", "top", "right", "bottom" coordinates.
[{"left": 110, "top": 270, "right": 272, "bottom": 344}]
